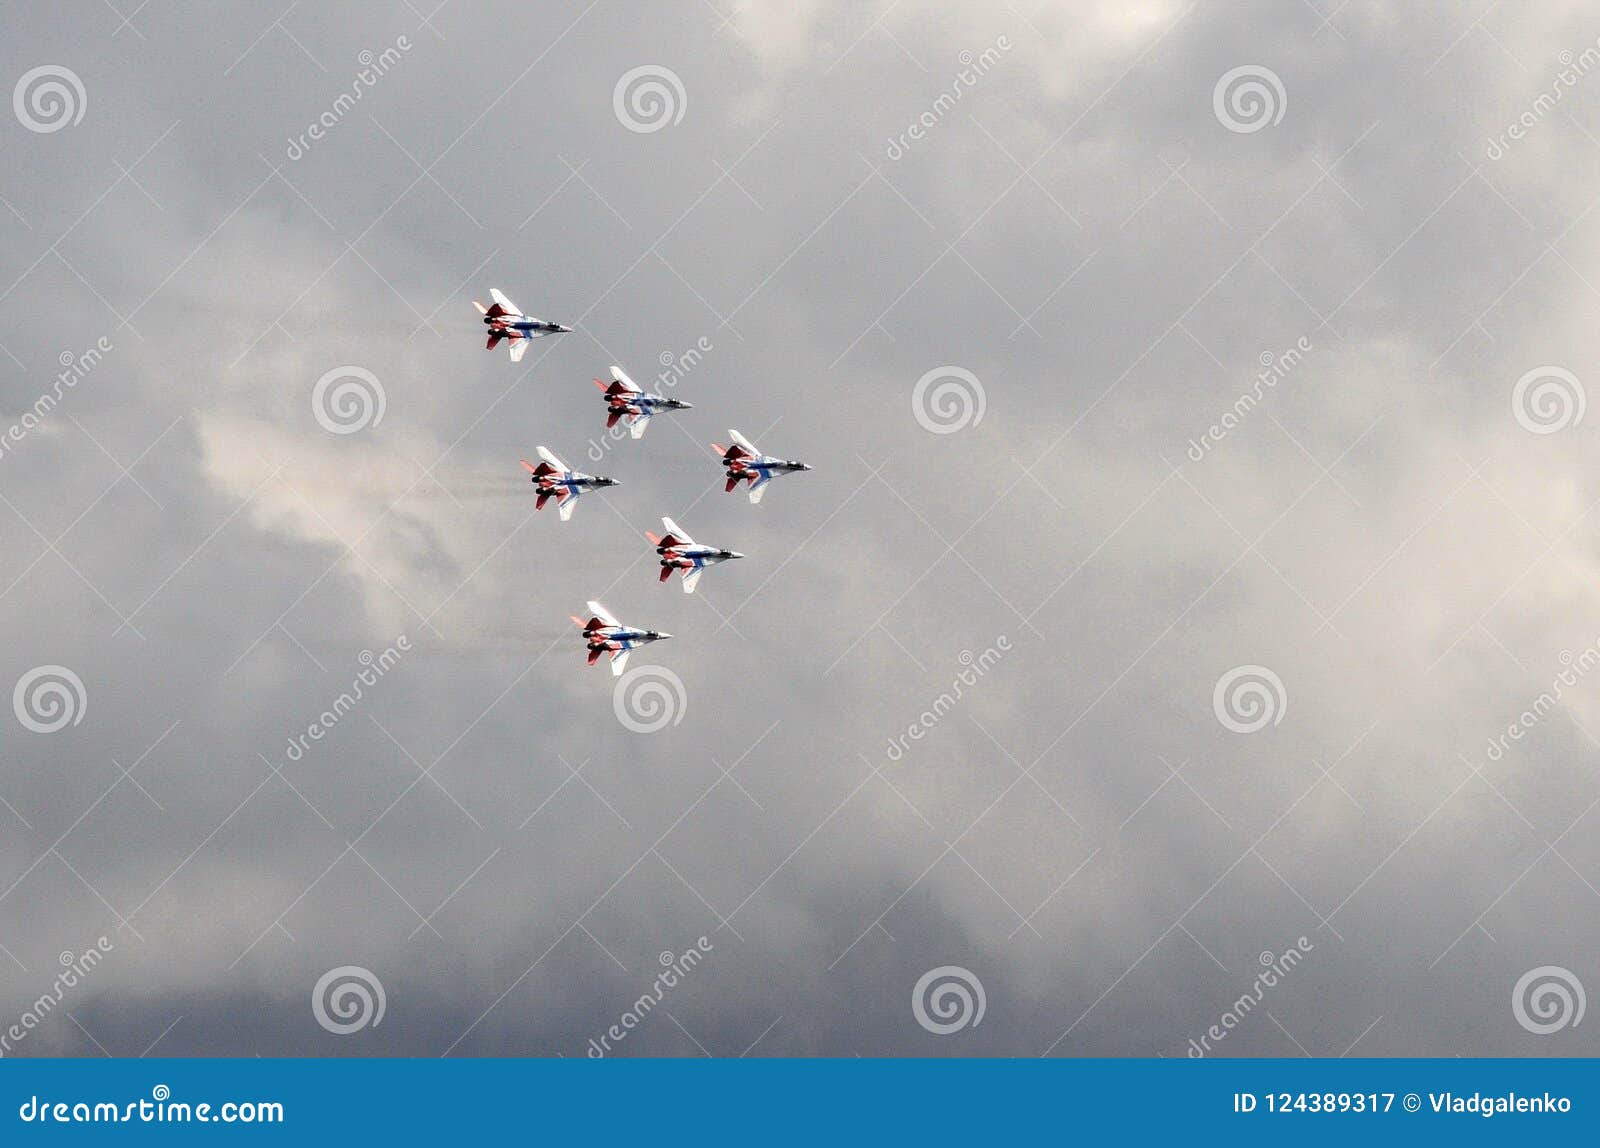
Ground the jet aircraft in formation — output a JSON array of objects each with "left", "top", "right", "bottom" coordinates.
[
  {"left": 646, "top": 517, "right": 743, "bottom": 593},
  {"left": 475, "top": 288, "right": 811, "bottom": 673},
  {"left": 521, "top": 447, "right": 618, "bottom": 521},
  {"left": 475, "top": 288, "right": 573, "bottom": 362},
  {"left": 714, "top": 429, "right": 813, "bottom": 504},
  {"left": 595, "top": 365, "right": 693, "bottom": 440},
  {"left": 573, "top": 601, "right": 671, "bottom": 676}
]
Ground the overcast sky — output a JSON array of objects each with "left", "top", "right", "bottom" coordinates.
[{"left": 3, "top": 0, "right": 1600, "bottom": 1057}]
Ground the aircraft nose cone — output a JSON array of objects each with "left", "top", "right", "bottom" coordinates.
[
  {"left": 679, "top": 401, "right": 694, "bottom": 409},
  {"left": 729, "top": 552, "right": 745, "bottom": 559},
  {"left": 557, "top": 324, "right": 573, "bottom": 332},
  {"left": 657, "top": 632, "right": 673, "bottom": 640}
]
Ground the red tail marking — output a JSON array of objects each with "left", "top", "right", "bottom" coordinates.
[
  {"left": 659, "top": 566, "right": 673, "bottom": 582},
  {"left": 486, "top": 334, "right": 502, "bottom": 351},
  {"left": 587, "top": 648, "right": 603, "bottom": 666},
  {"left": 606, "top": 412, "right": 623, "bottom": 428},
  {"left": 484, "top": 303, "right": 510, "bottom": 319}
]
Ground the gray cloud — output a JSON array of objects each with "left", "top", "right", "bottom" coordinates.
[{"left": 2, "top": 1, "right": 1599, "bottom": 1059}]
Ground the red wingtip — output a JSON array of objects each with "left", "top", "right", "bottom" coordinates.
[
  {"left": 570, "top": 615, "right": 585, "bottom": 627},
  {"left": 520, "top": 459, "right": 538, "bottom": 474},
  {"left": 712, "top": 442, "right": 725, "bottom": 454},
  {"left": 593, "top": 378, "right": 609, "bottom": 391},
  {"left": 645, "top": 531, "right": 660, "bottom": 544}
]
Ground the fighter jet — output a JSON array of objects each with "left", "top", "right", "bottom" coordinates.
[
  {"left": 713, "top": 429, "right": 812, "bottom": 504},
  {"left": 521, "top": 447, "right": 618, "bottom": 521},
  {"left": 573, "top": 600, "right": 671, "bottom": 675},
  {"left": 646, "top": 516, "right": 743, "bottom": 593},
  {"left": 474, "top": 288, "right": 573, "bottom": 363},
  {"left": 595, "top": 364, "right": 692, "bottom": 440}
]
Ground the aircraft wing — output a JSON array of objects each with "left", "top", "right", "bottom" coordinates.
[
  {"left": 536, "top": 446, "right": 567, "bottom": 472},
  {"left": 489, "top": 288, "right": 522, "bottom": 316},
  {"left": 610, "top": 365, "right": 641, "bottom": 393},
  {"left": 660, "top": 517, "right": 694, "bottom": 546},
  {"left": 728, "top": 428, "right": 759, "bottom": 455},
  {"left": 748, "top": 472, "right": 772, "bottom": 504},
  {"left": 610, "top": 649, "right": 631, "bottom": 676},
  {"left": 558, "top": 489, "right": 581, "bottom": 521},
  {"left": 508, "top": 339, "right": 530, "bottom": 363},
  {"left": 587, "top": 600, "right": 621, "bottom": 629},
  {"left": 628, "top": 410, "right": 652, "bottom": 439},
  {"left": 681, "top": 567, "right": 704, "bottom": 594}
]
